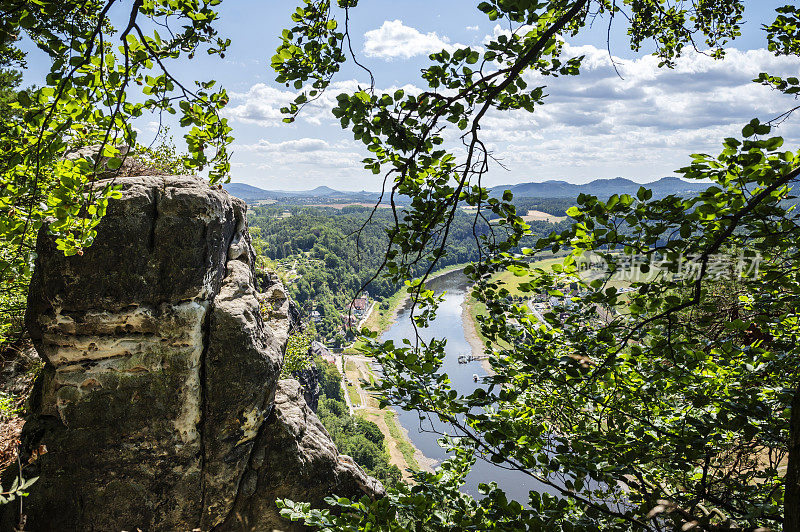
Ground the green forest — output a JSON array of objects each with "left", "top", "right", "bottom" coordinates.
[
  {"left": 313, "top": 358, "right": 403, "bottom": 488},
  {"left": 2, "top": 0, "right": 800, "bottom": 531},
  {"left": 249, "top": 203, "right": 571, "bottom": 342}
]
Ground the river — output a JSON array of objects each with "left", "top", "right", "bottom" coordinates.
[{"left": 381, "top": 269, "right": 556, "bottom": 502}]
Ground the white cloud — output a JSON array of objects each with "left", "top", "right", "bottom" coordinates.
[
  {"left": 226, "top": 80, "right": 362, "bottom": 126},
  {"left": 475, "top": 44, "right": 800, "bottom": 182},
  {"left": 225, "top": 84, "right": 295, "bottom": 126},
  {"left": 234, "top": 138, "right": 365, "bottom": 172},
  {"left": 363, "top": 20, "right": 463, "bottom": 60},
  {"left": 238, "top": 138, "right": 330, "bottom": 153},
  {"left": 226, "top": 41, "right": 800, "bottom": 188},
  {"left": 483, "top": 23, "right": 536, "bottom": 46},
  {"left": 226, "top": 80, "right": 423, "bottom": 127}
]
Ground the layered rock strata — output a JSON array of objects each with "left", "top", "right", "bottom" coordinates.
[{"left": 8, "top": 176, "right": 381, "bottom": 531}]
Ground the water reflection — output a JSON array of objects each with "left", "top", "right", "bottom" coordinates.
[{"left": 381, "top": 270, "right": 556, "bottom": 501}]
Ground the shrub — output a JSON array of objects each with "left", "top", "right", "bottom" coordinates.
[
  {"left": 281, "top": 330, "right": 313, "bottom": 377},
  {"left": 355, "top": 417, "right": 384, "bottom": 447},
  {"left": 316, "top": 358, "right": 343, "bottom": 401}
]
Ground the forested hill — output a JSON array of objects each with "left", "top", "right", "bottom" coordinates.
[
  {"left": 489, "top": 176, "right": 708, "bottom": 199},
  {"left": 247, "top": 204, "right": 570, "bottom": 342},
  {"left": 226, "top": 176, "right": 706, "bottom": 205},
  {"left": 223, "top": 182, "right": 381, "bottom": 203}
]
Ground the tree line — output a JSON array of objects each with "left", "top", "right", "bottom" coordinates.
[{"left": 248, "top": 204, "right": 570, "bottom": 342}]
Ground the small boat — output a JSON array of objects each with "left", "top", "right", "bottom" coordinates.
[
  {"left": 457, "top": 354, "right": 470, "bottom": 364},
  {"left": 472, "top": 373, "right": 479, "bottom": 382}
]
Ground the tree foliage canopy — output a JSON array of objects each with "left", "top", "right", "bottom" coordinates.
[
  {"left": 270, "top": 1, "right": 800, "bottom": 530},
  {"left": 3, "top": 0, "right": 800, "bottom": 530},
  {"left": 0, "top": 0, "right": 234, "bottom": 343}
]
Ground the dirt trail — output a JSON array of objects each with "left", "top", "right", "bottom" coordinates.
[{"left": 344, "top": 355, "right": 433, "bottom": 480}]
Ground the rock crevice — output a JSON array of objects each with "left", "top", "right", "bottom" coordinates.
[{"left": 7, "top": 175, "right": 382, "bottom": 531}]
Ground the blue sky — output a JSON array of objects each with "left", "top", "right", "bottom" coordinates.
[{"left": 23, "top": 1, "right": 800, "bottom": 191}]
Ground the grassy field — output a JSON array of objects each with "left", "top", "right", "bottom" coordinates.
[
  {"left": 465, "top": 252, "right": 662, "bottom": 339},
  {"left": 488, "top": 257, "right": 565, "bottom": 296},
  {"left": 383, "top": 410, "right": 420, "bottom": 471},
  {"left": 464, "top": 255, "right": 571, "bottom": 347},
  {"left": 360, "top": 288, "right": 408, "bottom": 335},
  {"left": 472, "top": 253, "right": 651, "bottom": 300},
  {"left": 521, "top": 209, "right": 567, "bottom": 223},
  {"left": 343, "top": 358, "right": 363, "bottom": 406},
  {"left": 346, "top": 381, "right": 361, "bottom": 407}
]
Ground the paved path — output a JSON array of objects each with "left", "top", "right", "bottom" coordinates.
[
  {"left": 526, "top": 299, "right": 552, "bottom": 329},
  {"left": 344, "top": 356, "right": 373, "bottom": 409},
  {"left": 357, "top": 301, "right": 376, "bottom": 329},
  {"left": 341, "top": 378, "right": 354, "bottom": 415}
]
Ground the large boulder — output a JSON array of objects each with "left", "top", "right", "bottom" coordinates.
[
  {"left": 8, "top": 175, "right": 382, "bottom": 531},
  {"left": 218, "top": 379, "right": 383, "bottom": 530}
]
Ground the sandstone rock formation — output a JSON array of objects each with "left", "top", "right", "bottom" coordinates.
[
  {"left": 8, "top": 175, "right": 382, "bottom": 531},
  {"left": 291, "top": 367, "right": 321, "bottom": 412},
  {"left": 218, "top": 379, "right": 381, "bottom": 529}
]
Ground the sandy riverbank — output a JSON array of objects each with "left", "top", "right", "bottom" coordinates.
[
  {"left": 374, "top": 266, "right": 493, "bottom": 375},
  {"left": 344, "top": 354, "right": 436, "bottom": 478},
  {"left": 394, "top": 410, "right": 438, "bottom": 472},
  {"left": 460, "top": 293, "right": 495, "bottom": 374}
]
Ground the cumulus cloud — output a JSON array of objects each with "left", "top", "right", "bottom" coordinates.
[
  {"left": 226, "top": 80, "right": 361, "bottom": 126},
  {"left": 225, "top": 84, "right": 295, "bottom": 126},
  {"left": 226, "top": 80, "right": 423, "bottom": 127},
  {"left": 477, "top": 44, "right": 800, "bottom": 181},
  {"left": 234, "top": 138, "right": 365, "bottom": 172},
  {"left": 363, "top": 20, "right": 463, "bottom": 60},
  {"left": 238, "top": 138, "right": 330, "bottom": 153},
  {"left": 482, "top": 23, "right": 536, "bottom": 46},
  {"left": 227, "top": 38, "right": 800, "bottom": 187}
]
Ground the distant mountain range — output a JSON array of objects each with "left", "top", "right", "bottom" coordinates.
[
  {"left": 224, "top": 177, "right": 708, "bottom": 203},
  {"left": 488, "top": 177, "right": 708, "bottom": 199},
  {"left": 223, "top": 183, "right": 380, "bottom": 202}
]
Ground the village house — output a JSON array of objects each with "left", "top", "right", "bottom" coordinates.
[{"left": 350, "top": 297, "right": 368, "bottom": 317}]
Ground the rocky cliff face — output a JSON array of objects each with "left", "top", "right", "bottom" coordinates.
[
  {"left": 291, "top": 367, "right": 321, "bottom": 412},
  {"left": 8, "top": 175, "right": 382, "bottom": 531}
]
